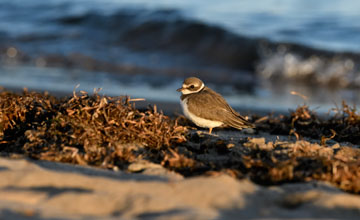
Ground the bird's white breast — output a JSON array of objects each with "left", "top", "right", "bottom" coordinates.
[{"left": 180, "top": 97, "right": 223, "bottom": 128}]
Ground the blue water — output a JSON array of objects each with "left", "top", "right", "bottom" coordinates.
[
  {"left": 1, "top": 0, "right": 360, "bottom": 113},
  {"left": 115, "top": 0, "right": 360, "bottom": 52},
  {"left": 2, "top": 0, "right": 358, "bottom": 52}
]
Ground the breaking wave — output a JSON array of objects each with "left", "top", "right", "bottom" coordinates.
[{"left": 1, "top": 5, "right": 360, "bottom": 89}]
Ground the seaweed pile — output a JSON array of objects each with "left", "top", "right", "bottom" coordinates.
[
  {"left": 254, "top": 102, "right": 360, "bottom": 144},
  {"left": 0, "top": 89, "right": 187, "bottom": 169},
  {"left": 181, "top": 134, "right": 360, "bottom": 193},
  {"left": 1, "top": 89, "right": 360, "bottom": 193}
]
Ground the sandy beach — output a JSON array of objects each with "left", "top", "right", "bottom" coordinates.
[
  {"left": 1, "top": 139, "right": 360, "bottom": 219},
  {"left": 1, "top": 90, "right": 360, "bottom": 219}
]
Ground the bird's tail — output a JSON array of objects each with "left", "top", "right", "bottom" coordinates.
[{"left": 225, "top": 114, "right": 255, "bottom": 130}]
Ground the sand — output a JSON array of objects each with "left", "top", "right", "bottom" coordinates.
[
  {"left": 1, "top": 91, "right": 360, "bottom": 219},
  {"left": 1, "top": 146, "right": 360, "bottom": 220}
]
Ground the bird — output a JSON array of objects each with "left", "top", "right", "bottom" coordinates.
[{"left": 177, "top": 77, "right": 254, "bottom": 134}]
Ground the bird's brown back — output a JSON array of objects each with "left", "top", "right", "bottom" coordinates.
[{"left": 182, "top": 86, "right": 253, "bottom": 128}]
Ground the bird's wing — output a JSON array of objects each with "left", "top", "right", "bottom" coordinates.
[{"left": 187, "top": 87, "right": 254, "bottom": 129}]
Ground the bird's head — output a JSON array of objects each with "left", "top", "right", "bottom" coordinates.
[{"left": 177, "top": 77, "right": 204, "bottom": 95}]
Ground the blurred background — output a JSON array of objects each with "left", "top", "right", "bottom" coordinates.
[{"left": 1, "top": 0, "right": 360, "bottom": 113}]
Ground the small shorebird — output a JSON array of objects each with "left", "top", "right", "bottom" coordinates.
[{"left": 177, "top": 77, "right": 254, "bottom": 134}]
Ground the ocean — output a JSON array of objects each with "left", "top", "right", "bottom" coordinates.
[{"left": 1, "top": 0, "right": 360, "bottom": 112}]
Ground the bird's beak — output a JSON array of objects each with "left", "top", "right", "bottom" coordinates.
[{"left": 176, "top": 87, "right": 183, "bottom": 92}]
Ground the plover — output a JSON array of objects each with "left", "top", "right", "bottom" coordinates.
[{"left": 177, "top": 77, "right": 254, "bottom": 134}]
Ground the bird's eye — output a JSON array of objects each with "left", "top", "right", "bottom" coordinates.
[{"left": 190, "top": 85, "right": 195, "bottom": 89}]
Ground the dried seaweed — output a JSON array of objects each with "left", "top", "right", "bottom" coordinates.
[
  {"left": 0, "top": 89, "right": 187, "bottom": 169},
  {"left": 254, "top": 102, "right": 360, "bottom": 144},
  {"left": 1, "top": 89, "right": 360, "bottom": 194},
  {"left": 180, "top": 134, "right": 360, "bottom": 193}
]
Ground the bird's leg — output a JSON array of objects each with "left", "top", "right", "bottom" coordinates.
[{"left": 208, "top": 127, "right": 213, "bottom": 134}]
